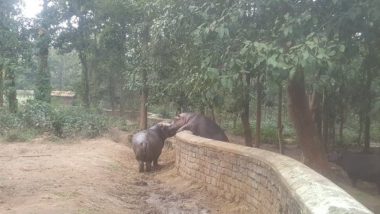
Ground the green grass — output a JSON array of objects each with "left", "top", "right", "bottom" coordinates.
[{"left": 5, "top": 128, "right": 39, "bottom": 142}]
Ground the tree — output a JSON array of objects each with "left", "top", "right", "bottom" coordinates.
[
  {"left": 16, "top": 0, "right": 379, "bottom": 173},
  {"left": 52, "top": 0, "right": 98, "bottom": 107},
  {"left": 0, "top": 64, "right": 3, "bottom": 107},
  {"left": 0, "top": 0, "right": 32, "bottom": 112},
  {"left": 35, "top": 0, "right": 52, "bottom": 103}
]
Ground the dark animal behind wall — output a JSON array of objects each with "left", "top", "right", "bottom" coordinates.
[
  {"left": 328, "top": 151, "right": 380, "bottom": 193},
  {"left": 169, "top": 112, "right": 229, "bottom": 142}
]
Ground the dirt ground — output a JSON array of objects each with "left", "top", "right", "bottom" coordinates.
[{"left": 0, "top": 133, "right": 246, "bottom": 214}]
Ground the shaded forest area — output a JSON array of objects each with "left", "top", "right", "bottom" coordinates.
[{"left": 1, "top": 0, "right": 380, "bottom": 172}]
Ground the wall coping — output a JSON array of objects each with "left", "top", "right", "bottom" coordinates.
[{"left": 175, "top": 131, "right": 372, "bottom": 214}]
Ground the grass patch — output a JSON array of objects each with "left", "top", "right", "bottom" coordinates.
[{"left": 5, "top": 128, "right": 39, "bottom": 142}]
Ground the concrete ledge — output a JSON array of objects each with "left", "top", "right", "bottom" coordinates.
[{"left": 173, "top": 131, "right": 372, "bottom": 214}]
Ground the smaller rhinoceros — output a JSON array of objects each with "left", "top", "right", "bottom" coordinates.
[{"left": 132, "top": 122, "right": 176, "bottom": 172}]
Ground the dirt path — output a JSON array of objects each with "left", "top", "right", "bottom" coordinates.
[{"left": 0, "top": 137, "right": 225, "bottom": 214}]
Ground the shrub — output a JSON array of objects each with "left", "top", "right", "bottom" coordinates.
[
  {"left": 108, "top": 117, "right": 132, "bottom": 131},
  {"left": 20, "top": 100, "right": 53, "bottom": 130},
  {"left": 0, "top": 110, "right": 23, "bottom": 135},
  {"left": 51, "top": 106, "right": 108, "bottom": 138},
  {"left": 5, "top": 128, "right": 38, "bottom": 142},
  {"left": 0, "top": 101, "right": 111, "bottom": 140}
]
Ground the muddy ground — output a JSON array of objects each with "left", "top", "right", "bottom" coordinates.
[{"left": 0, "top": 133, "right": 246, "bottom": 214}]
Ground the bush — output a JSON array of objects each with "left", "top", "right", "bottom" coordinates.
[
  {"left": 5, "top": 128, "right": 38, "bottom": 142},
  {"left": 150, "top": 104, "right": 175, "bottom": 119},
  {"left": 21, "top": 100, "right": 53, "bottom": 130},
  {"left": 109, "top": 117, "right": 133, "bottom": 131},
  {"left": 0, "top": 101, "right": 111, "bottom": 140},
  {"left": 0, "top": 110, "right": 23, "bottom": 135},
  {"left": 51, "top": 106, "right": 108, "bottom": 138}
]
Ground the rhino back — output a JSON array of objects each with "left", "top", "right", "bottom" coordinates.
[
  {"left": 191, "top": 115, "right": 229, "bottom": 142},
  {"left": 133, "top": 128, "right": 166, "bottom": 162},
  {"left": 132, "top": 131, "right": 148, "bottom": 161}
]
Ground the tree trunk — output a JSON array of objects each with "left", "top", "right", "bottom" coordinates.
[
  {"left": 241, "top": 111, "right": 252, "bottom": 147},
  {"left": 35, "top": 24, "right": 51, "bottom": 103},
  {"left": 241, "top": 74, "right": 252, "bottom": 147},
  {"left": 339, "top": 108, "right": 345, "bottom": 144},
  {"left": 363, "top": 114, "right": 371, "bottom": 153},
  {"left": 363, "top": 69, "right": 372, "bottom": 153},
  {"left": 277, "top": 83, "right": 284, "bottom": 154},
  {"left": 309, "top": 91, "right": 322, "bottom": 138},
  {"left": 5, "top": 67, "right": 17, "bottom": 113},
  {"left": 233, "top": 114, "right": 237, "bottom": 129},
  {"left": 330, "top": 113, "right": 336, "bottom": 147},
  {"left": 119, "top": 85, "right": 126, "bottom": 117},
  {"left": 109, "top": 74, "right": 116, "bottom": 113},
  {"left": 78, "top": 51, "right": 90, "bottom": 108},
  {"left": 255, "top": 73, "right": 262, "bottom": 148},
  {"left": 139, "top": 70, "right": 148, "bottom": 130},
  {"left": 176, "top": 106, "right": 181, "bottom": 115},
  {"left": 287, "top": 68, "right": 328, "bottom": 173},
  {"left": 199, "top": 105, "right": 205, "bottom": 115},
  {"left": 322, "top": 90, "right": 329, "bottom": 147},
  {"left": 357, "top": 114, "right": 363, "bottom": 146},
  {"left": 0, "top": 66, "right": 3, "bottom": 107},
  {"left": 210, "top": 106, "right": 215, "bottom": 121},
  {"left": 59, "top": 57, "right": 64, "bottom": 90}
]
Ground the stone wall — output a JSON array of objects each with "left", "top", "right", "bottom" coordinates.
[{"left": 172, "top": 131, "right": 372, "bottom": 214}]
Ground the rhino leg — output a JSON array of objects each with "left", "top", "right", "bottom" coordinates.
[
  {"left": 146, "top": 161, "right": 152, "bottom": 172},
  {"left": 153, "top": 159, "right": 159, "bottom": 170},
  {"left": 138, "top": 161, "right": 144, "bottom": 173}
]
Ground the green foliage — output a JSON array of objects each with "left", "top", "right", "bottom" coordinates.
[
  {"left": 51, "top": 106, "right": 108, "bottom": 138},
  {"left": 149, "top": 104, "right": 176, "bottom": 119},
  {"left": 21, "top": 100, "right": 53, "bottom": 130},
  {"left": 5, "top": 128, "right": 38, "bottom": 142},
  {"left": 0, "top": 101, "right": 112, "bottom": 140},
  {"left": 0, "top": 109, "right": 23, "bottom": 135},
  {"left": 48, "top": 50, "right": 81, "bottom": 90},
  {"left": 2, "top": 0, "right": 380, "bottom": 150},
  {"left": 228, "top": 114, "right": 295, "bottom": 143}
]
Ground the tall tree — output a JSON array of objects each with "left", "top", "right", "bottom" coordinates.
[
  {"left": 0, "top": 0, "right": 31, "bottom": 112},
  {"left": 52, "top": 0, "right": 99, "bottom": 107},
  {"left": 0, "top": 64, "right": 3, "bottom": 107},
  {"left": 4, "top": 65, "right": 17, "bottom": 112},
  {"left": 35, "top": 0, "right": 51, "bottom": 102}
]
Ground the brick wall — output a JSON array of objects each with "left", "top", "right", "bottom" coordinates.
[{"left": 172, "top": 131, "right": 372, "bottom": 214}]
